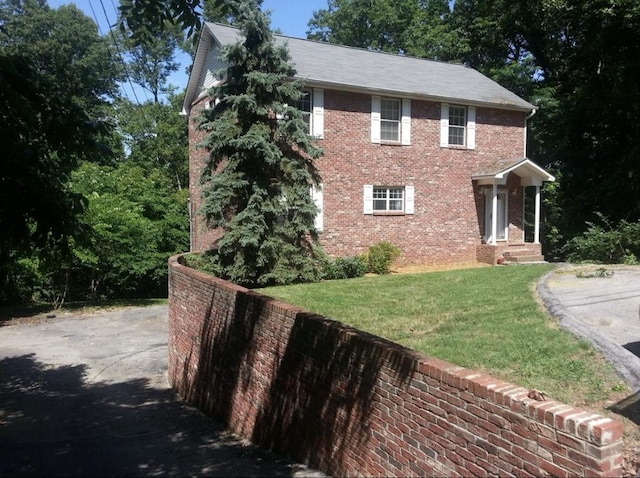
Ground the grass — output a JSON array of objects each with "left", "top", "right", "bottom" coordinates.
[{"left": 260, "top": 264, "right": 626, "bottom": 406}]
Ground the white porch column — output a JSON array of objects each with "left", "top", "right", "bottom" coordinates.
[
  {"left": 491, "top": 183, "right": 498, "bottom": 246},
  {"left": 534, "top": 185, "right": 541, "bottom": 244}
]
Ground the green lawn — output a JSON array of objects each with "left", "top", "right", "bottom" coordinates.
[{"left": 260, "top": 264, "right": 625, "bottom": 406}]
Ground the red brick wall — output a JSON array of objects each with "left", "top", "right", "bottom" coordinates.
[
  {"left": 188, "top": 90, "right": 529, "bottom": 264},
  {"left": 188, "top": 98, "right": 223, "bottom": 252},
  {"left": 168, "top": 255, "right": 624, "bottom": 477}
]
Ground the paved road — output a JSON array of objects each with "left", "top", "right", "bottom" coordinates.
[
  {"left": 538, "top": 264, "right": 640, "bottom": 391},
  {"left": 0, "top": 305, "right": 323, "bottom": 477}
]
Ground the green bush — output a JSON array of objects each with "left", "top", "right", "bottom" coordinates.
[
  {"left": 323, "top": 255, "right": 368, "bottom": 280},
  {"left": 561, "top": 214, "right": 640, "bottom": 264},
  {"left": 366, "top": 241, "right": 401, "bottom": 274}
]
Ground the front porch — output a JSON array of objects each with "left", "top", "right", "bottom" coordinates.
[{"left": 473, "top": 158, "right": 555, "bottom": 265}]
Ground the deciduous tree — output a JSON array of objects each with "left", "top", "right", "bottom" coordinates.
[{"left": 0, "top": 0, "right": 119, "bottom": 267}]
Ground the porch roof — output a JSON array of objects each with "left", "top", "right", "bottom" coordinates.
[{"left": 472, "top": 158, "right": 555, "bottom": 186}]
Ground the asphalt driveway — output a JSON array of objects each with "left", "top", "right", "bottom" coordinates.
[
  {"left": 538, "top": 264, "right": 640, "bottom": 391},
  {"left": 0, "top": 305, "right": 323, "bottom": 477}
]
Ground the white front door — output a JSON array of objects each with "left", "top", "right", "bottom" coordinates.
[{"left": 485, "top": 190, "right": 508, "bottom": 242}]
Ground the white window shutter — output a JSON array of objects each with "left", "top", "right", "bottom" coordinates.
[
  {"left": 311, "top": 184, "right": 323, "bottom": 231},
  {"left": 405, "top": 185, "right": 415, "bottom": 214},
  {"left": 401, "top": 99, "right": 411, "bottom": 145},
  {"left": 363, "top": 185, "right": 373, "bottom": 214},
  {"left": 312, "top": 89, "right": 324, "bottom": 138},
  {"left": 440, "top": 103, "right": 449, "bottom": 147},
  {"left": 467, "top": 106, "right": 476, "bottom": 150},
  {"left": 371, "top": 96, "right": 381, "bottom": 144}
]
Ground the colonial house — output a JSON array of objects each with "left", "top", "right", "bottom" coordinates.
[{"left": 183, "top": 23, "right": 555, "bottom": 266}]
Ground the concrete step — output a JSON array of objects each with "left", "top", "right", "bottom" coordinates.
[
  {"left": 504, "top": 255, "right": 545, "bottom": 263},
  {"left": 503, "top": 249, "right": 539, "bottom": 257}
]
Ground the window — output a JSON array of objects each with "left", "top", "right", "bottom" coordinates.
[
  {"left": 380, "top": 98, "right": 401, "bottom": 142},
  {"left": 294, "top": 91, "right": 312, "bottom": 134},
  {"left": 363, "top": 185, "right": 414, "bottom": 214},
  {"left": 440, "top": 103, "right": 476, "bottom": 149},
  {"left": 448, "top": 105, "right": 466, "bottom": 146},
  {"left": 292, "top": 89, "right": 324, "bottom": 138},
  {"left": 373, "top": 187, "right": 404, "bottom": 211},
  {"left": 371, "top": 96, "right": 411, "bottom": 145}
]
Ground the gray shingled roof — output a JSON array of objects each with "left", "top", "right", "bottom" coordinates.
[{"left": 184, "top": 22, "right": 534, "bottom": 113}]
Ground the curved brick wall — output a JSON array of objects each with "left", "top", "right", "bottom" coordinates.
[{"left": 168, "top": 255, "right": 624, "bottom": 477}]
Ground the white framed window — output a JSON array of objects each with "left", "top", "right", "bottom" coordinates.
[
  {"left": 293, "top": 88, "right": 324, "bottom": 138},
  {"left": 448, "top": 105, "right": 466, "bottom": 146},
  {"left": 371, "top": 96, "right": 411, "bottom": 145},
  {"left": 380, "top": 98, "right": 401, "bottom": 142},
  {"left": 363, "top": 185, "right": 414, "bottom": 214},
  {"left": 440, "top": 103, "right": 476, "bottom": 149},
  {"left": 295, "top": 91, "right": 312, "bottom": 133},
  {"left": 374, "top": 187, "right": 404, "bottom": 211}
]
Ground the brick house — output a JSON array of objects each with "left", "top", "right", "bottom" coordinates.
[{"left": 183, "top": 23, "right": 555, "bottom": 266}]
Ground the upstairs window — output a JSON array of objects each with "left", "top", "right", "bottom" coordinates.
[
  {"left": 294, "top": 91, "right": 312, "bottom": 134},
  {"left": 371, "top": 96, "right": 411, "bottom": 145},
  {"left": 380, "top": 98, "right": 401, "bottom": 142},
  {"left": 292, "top": 89, "right": 324, "bottom": 138},
  {"left": 440, "top": 103, "right": 476, "bottom": 149},
  {"left": 448, "top": 105, "right": 467, "bottom": 146}
]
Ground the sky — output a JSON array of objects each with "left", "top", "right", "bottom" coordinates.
[{"left": 47, "top": 0, "right": 328, "bottom": 101}]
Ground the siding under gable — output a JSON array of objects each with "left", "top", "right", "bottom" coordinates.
[{"left": 198, "top": 47, "right": 227, "bottom": 98}]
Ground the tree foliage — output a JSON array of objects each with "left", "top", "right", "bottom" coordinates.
[
  {"left": 0, "top": 0, "right": 189, "bottom": 305},
  {"left": 0, "top": 0, "right": 120, "bottom": 261},
  {"left": 199, "top": 0, "right": 324, "bottom": 287},
  {"left": 114, "top": 22, "right": 182, "bottom": 103},
  {"left": 65, "top": 162, "right": 189, "bottom": 300},
  {"left": 116, "top": 93, "right": 189, "bottom": 190}
]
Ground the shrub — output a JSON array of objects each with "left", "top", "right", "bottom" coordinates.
[
  {"left": 323, "top": 255, "right": 367, "bottom": 280},
  {"left": 561, "top": 213, "right": 640, "bottom": 264},
  {"left": 181, "top": 251, "right": 221, "bottom": 276},
  {"left": 366, "top": 241, "right": 401, "bottom": 274}
]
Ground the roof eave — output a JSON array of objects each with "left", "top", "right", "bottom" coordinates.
[
  {"left": 182, "top": 25, "right": 215, "bottom": 115},
  {"left": 298, "top": 78, "right": 534, "bottom": 112},
  {"left": 472, "top": 158, "right": 555, "bottom": 183}
]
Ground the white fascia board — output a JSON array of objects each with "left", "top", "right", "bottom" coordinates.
[
  {"left": 472, "top": 159, "right": 555, "bottom": 184},
  {"left": 182, "top": 27, "right": 215, "bottom": 115}
]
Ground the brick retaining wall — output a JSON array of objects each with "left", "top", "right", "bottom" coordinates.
[{"left": 168, "top": 255, "right": 624, "bottom": 477}]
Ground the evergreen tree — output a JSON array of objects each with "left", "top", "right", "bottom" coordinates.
[{"left": 198, "top": 0, "right": 324, "bottom": 287}]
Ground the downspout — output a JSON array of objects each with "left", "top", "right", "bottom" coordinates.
[
  {"left": 188, "top": 198, "right": 193, "bottom": 252},
  {"left": 524, "top": 108, "right": 536, "bottom": 157}
]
